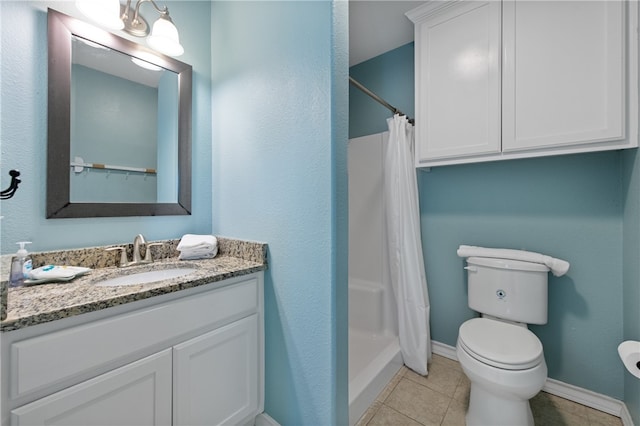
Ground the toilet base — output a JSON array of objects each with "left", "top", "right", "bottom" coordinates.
[
  {"left": 456, "top": 337, "right": 546, "bottom": 426},
  {"left": 466, "top": 384, "right": 535, "bottom": 426}
]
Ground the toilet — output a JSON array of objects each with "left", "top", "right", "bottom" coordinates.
[{"left": 456, "top": 256, "right": 550, "bottom": 426}]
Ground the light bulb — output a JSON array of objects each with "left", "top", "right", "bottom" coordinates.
[
  {"left": 147, "top": 15, "right": 184, "bottom": 57},
  {"left": 75, "top": 0, "right": 124, "bottom": 30},
  {"left": 131, "top": 57, "right": 162, "bottom": 71}
]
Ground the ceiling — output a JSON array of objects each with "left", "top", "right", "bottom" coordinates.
[{"left": 349, "top": 1, "right": 424, "bottom": 67}]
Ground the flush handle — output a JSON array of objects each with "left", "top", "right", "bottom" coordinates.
[{"left": 464, "top": 266, "right": 477, "bottom": 272}]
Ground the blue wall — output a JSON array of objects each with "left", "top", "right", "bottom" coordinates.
[
  {"left": 2, "top": 1, "right": 351, "bottom": 424},
  {"left": 71, "top": 65, "right": 158, "bottom": 203},
  {"left": 420, "top": 153, "right": 624, "bottom": 399},
  {"left": 0, "top": 1, "right": 212, "bottom": 253},
  {"left": 349, "top": 43, "right": 638, "bottom": 406},
  {"left": 622, "top": 146, "right": 640, "bottom": 424},
  {"left": 350, "top": 42, "right": 414, "bottom": 139},
  {"left": 210, "top": 1, "right": 348, "bottom": 424}
]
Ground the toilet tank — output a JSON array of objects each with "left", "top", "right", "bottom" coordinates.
[{"left": 466, "top": 257, "right": 549, "bottom": 325}]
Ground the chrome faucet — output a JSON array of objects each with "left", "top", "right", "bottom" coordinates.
[
  {"left": 132, "top": 234, "right": 146, "bottom": 263},
  {"left": 106, "top": 234, "right": 162, "bottom": 267}
]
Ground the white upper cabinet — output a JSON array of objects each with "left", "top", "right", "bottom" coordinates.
[
  {"left": 412, "top": 1, "right": 502, "bottom": 162},
  {"left": 407, "top": 0, "right": 638, "bottom": 168},
  {"left": 503, "top": 1, "right": 626, "bottom": 151}
]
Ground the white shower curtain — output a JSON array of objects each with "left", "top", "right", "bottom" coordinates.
[{"left": 384, "top": 114, "right": 431, "bottom": 376}]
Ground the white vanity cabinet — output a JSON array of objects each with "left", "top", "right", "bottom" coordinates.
[
  {"left": 407, "top": 0, "right": 638, "bottom": 167},
  {"left": 11, "top": 350, "right": 173, "bottom": 425},
  {"left": 2, "top": 272, "right": 264, "bottom": 426},
  {"left": 173, "top": 315, "right": 259, "bottom": 425}
]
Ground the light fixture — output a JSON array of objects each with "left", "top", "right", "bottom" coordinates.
[
  {"left": 75, "top": 0, "right": 124, "bottom": 30},
  {"left": 75, "top": 0, "right": 184, "bottom": 57},
  {"left": 121, "top": 0, "right": 184, "bottom": 57}
]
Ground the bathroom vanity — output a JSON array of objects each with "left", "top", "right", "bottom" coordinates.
[{"left": 0, "top": 238, "right": 267, "bottom": 426}]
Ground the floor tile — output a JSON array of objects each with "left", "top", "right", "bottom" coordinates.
[
  {"left": 441, "top": 398, "right": 467, "bottom": 426},
  {"left": 354, "top": 355, "right": 624, "bottom": 426},
  {"left": 404, "top": 362, "right": 463, "bottom": 397},
  {"left": 534, "top": 392, "right": 591, "bottom": 419},
  {"left": 430, "top": 353, "right": 463, "bottom": 372},
  {"left": 367, "top": 405, "right": 423, "bottom": 426},
  {"left": 384, "top": 378, "right": 451, "bottom": 425},
  {"left": 586, "top": 407, "right": 623, "bottom": 426},
  {"left": 532, "top": 405, "right": 592, "bottom": 426},
  {"left": 452, "top": 374, "right": 470, "bottom": 408},
  {"left": 355, "top": 400, "right": 382, "bottom": 426},
  {"left": 376, "top": 367, "right": 407, "bottom": 403}
]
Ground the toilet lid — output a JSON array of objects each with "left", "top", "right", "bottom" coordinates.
[{"left": 458, "top": 318, "right": 544, "bottom": 370}]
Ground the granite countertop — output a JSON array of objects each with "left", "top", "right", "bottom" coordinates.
[{"left": 1, "top": 237, "right": 267, "bottom": 332}]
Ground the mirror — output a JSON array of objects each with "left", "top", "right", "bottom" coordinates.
[{"left": 47, "top": 8, "right": 192, "bottom": 218}]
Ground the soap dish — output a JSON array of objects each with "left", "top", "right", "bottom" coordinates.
[{"left": 24, "top": 266, "right": 91, "bottom": 285}]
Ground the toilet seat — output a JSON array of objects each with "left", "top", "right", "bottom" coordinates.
[{"left": 458, "top": 318, "right": 543, "bottom": 370}]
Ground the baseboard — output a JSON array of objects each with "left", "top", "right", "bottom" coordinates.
[
  {"left": 620, "top": 403, "right": 635, "bottom": 426},
  {"left": 255, "top": 412, "right": 280, "bottom": 426},
  {"left": 431, "top": 340, "right": 630, "bottom": 422},
  {"left": 432, "top": 340, "right": 458, "bottom": 360},
  {"left": 542, "top": 378, "right": 623, "bottom": 417}
]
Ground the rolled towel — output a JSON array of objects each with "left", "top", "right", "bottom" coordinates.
[
  {"left": 177, "top": 234, "right": 217, "bottom": 251},
  {"left": 456, "top": 245, "right": 570, "bottom": 277},
  {"left": 179, "top": 250, "right": 217, "bottom": 260},
  {"left": 177, "top": 234, "right": 218, "bottom": 260}
]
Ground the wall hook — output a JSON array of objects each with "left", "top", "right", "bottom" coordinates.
[{"left": 1, "top": 170, "right": 21, "bottom": 200}]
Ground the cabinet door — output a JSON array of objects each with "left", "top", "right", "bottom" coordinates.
[
  {"left": 173, "top": 314, "right": 259, "bottom": 426},
  {"left": 502, "top": 0, "right": 625, "bottom": 152},
  {"left": 414, "top": 1, "right": 501, "bottom": 163},
  {"left": 11, "top": 349, "right": 172, "bottom": 426}
]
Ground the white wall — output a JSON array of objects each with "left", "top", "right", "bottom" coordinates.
[
  {"left": 349, "top": 133, "right": 386, "bottom": 284},
  {"left": 348, "top": 132, "right": 397, "bottom": 336}
]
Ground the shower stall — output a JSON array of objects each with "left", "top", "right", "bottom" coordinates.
[{"left": 348, "top": 131, "right": 403, "bottom": 425}]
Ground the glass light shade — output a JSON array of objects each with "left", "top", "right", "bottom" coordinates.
[
  {"left": 75, "top": 0, "right": 124, "bottom": 30},
  {"left": 147, "top": 15, "right": 184, "bottom": 57}
]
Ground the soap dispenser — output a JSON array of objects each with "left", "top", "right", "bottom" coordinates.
[{"left": 9, "top": 241, "right": 32, "bottom": 287}]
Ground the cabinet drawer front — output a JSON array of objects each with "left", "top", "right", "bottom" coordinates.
[
  {"left": 11, "top": 276, "right": 259, "bottom": 399},
  {"left": 11, "top": 349, "right": 172, "bottom": 426}
]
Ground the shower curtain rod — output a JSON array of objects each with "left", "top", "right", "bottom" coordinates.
[{"left": 349, "top": 76, "right": 415, "bottom": 125}]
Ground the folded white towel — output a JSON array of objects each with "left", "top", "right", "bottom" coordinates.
[
  {"left": 177, "top": 234, "right": 218, "bottom": 260},
  {"left": 179, "top": 250, "right": 217, "bottom": 260},
  {"left": 177, "top": 234, "right": 217, "bottom": 251},
  {"left": 456, "top": 245, "right": 570, "bottom": 277}
]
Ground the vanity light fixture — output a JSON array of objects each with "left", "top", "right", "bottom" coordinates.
[
  {"left": 75, "top": 0, "right": 184, "bottom": 57},
  {"left": 75, "top": 0, "right": 124, "bottom": 30},
  {"left": 121, "top": 0, "right": 184, "bottom": 57}
]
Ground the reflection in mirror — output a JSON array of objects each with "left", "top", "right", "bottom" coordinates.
[
  {"left": 70, "top": 35, "right": 178, "bottom": 204},
  {"left": 47, "top": 9, "right": 191, "bottom": 218}
]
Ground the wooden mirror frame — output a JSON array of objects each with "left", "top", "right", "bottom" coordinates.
[{"left": 46, "top": 8, "right": 192, "bottom": 218}]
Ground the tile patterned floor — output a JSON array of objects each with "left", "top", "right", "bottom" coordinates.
[{"left": 355, "top": 354, "right": 623, "bottom": 426}]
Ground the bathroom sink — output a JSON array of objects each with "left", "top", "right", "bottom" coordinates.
[{"left": 94, "top": 268, "right": 198, "bottom": 287}]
